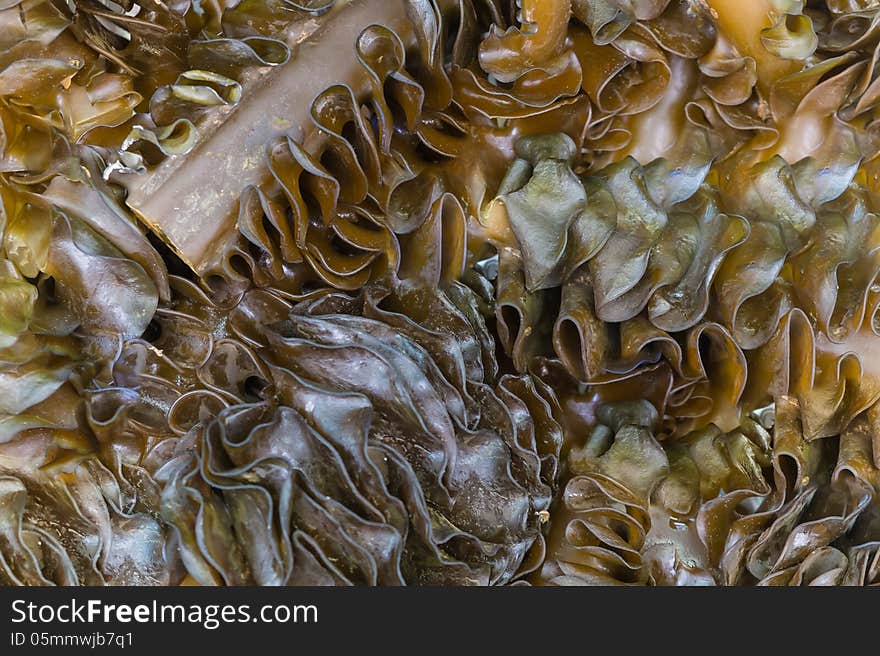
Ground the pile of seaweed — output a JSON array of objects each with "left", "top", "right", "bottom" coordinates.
[{"left": 2, "top": 0, "right": 880, "bottom": 586}]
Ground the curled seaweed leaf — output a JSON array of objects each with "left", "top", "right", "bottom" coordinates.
[
  {"left": 545, "top": 394, "right": 880, "bottom": 586},
  {"left": 761, "top": 14, "right": 818, "bottom": 61},
  {"left": 479, "top": 0, "right": 573, "bottom": 84},
  {"left": 151, "top": 278, "right": 562, "bottom": 585},
  {"left": 0, "top": 430, "right": 175, "bottom": 585}
]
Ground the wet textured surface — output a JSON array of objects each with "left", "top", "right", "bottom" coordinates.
[{"left": 2, "top": 0, "right": 880, "bottom": 585}]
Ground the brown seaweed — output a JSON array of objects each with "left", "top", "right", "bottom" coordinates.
[{"left": 2, "top": 0, "right": 880, "bottom": 587}]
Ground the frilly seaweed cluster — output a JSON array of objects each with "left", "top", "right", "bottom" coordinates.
[{"left": 3, "top": 0, "right": 880, "bottom": 586}]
